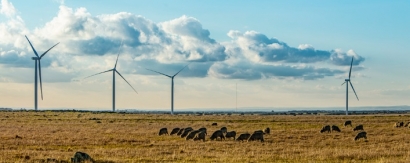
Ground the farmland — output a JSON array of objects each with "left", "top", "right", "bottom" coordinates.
[{"left": 1, "top": 111, "right": 410, "bottom": 162}]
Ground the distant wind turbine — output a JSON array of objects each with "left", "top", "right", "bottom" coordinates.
[
  {"left": 25, "top": 35, "right": 59, "bottom": 111},
  {"left": 341, "top": 57, "right": 359, "bottom": 115},
  {"left": 146, "top": 64, "right": 189, "bottom": 115},
  {"left": 84, "top": 43, "right": 138, "bottom": 112}
]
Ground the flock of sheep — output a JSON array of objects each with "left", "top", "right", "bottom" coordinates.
[
  {"left": 320, "top": 120, "right": 367, "bottom": 141},
  {"left": 158, "top": 123, "right": 270, "bottom": 142},
  {"left": 158, "top": 120, "right": 375, "bottom": 142}
]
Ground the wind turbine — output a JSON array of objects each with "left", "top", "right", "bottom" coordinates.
[
  {"left": 341, "top": 57, "right": 359, "bottom": 115},
  {"left": 84, "top": 43, "right": 138, "bottom": 112},
  {"left": 146, "top": 64, "right": 189, "bottom": 115},
  {"left": 25, "top": 35, "right": 59, "bottom": 111}
]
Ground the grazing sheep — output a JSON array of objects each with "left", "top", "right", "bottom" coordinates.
[
  {"left": 394, "top": 122, "right": 404, "bottom": 128},
  {"left": 353, "top": 125, "right": 364, "bottom": 131},
  {"left": 220, "top": 127, "right": 228, "bottom": 134},
  {"left": 198, "top": 127, "right": 207, "bottom": 135},
  {"left": 399, "top": 122, "right": 404, "bottom": 127},
  {"left": 170, "top": 128, "right": 180, "bottom": 135},
  {"left": 177, "top": 128, "right": 185, "bottom": 136},
  {"left": 210, "top": 130, "right": 225, "bottom": 141},
  {"left": 404, "top": 122, "right": 410, "bottom": 127},
  {"left": 225, "top": 131, "right": 236, "bottom": 140},
  {"left": 15, "top": 135, "right": 22, "bottom": 139},
  {"left": 254, "top": 130, "right": 264, "bottom": 134},
  {"left": 248, "top": 132, "right": 264, "bottom": 142},
  {"left": 236, "top": 133, "right": 251, "bottom": 141},
  {"left": 344, "top": 120, "right": 352, "bottom": 127},
  {"left": 331, "top": 125, "right": 341, "bottom": 132},
  {"left": 71, "top": 151, "right": 94, "bottom": 163},
  {"left": 193, "top": 131, "right": 206, "bottom": 142},
  {"left": 181, "top": 128, "right": 194, "bottom": 138},
  {"left": 354, "top": 131, "right": 367, "bottom": 141},
  {"left": 158, "top": 128, "right": 168, "bottom": 136},
  {"left": 264, "top": 127, "right": 271, "bottom": 134},
  {"left": 320, "top": 125, "right": 331, "bottom": 133},
  {"left": 212, "top": 123, "right": 218, "bottom": 126},
  {"left": 186, "top": 130, "right": 201, "bottom": 140}
]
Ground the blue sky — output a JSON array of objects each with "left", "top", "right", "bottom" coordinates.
[{"left": 1, "top": 0, "right": 409, "bottom": 111}]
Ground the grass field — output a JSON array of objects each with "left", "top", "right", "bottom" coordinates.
[{"left": 1, "top": 111, "right": 410, "bottom": 162}]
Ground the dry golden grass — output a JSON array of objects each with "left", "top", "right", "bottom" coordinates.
[{"left": 1, "top": 111, "right": 410, "bottom": 162}]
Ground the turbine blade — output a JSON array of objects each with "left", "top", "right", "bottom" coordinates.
[
  {"left": 83, "top": 69, "right": 113, "bottom": 79},
  {"left": 114, "top": 40, "right": 123, "bottom": 69},
  {"left": 173, "top": 63, "right": 190, "bottom": 77},
  {"left": 25, "top": 35, "right": 39, "bottom": 57},
  {"left": 38, "top": 60, "right": 43, "bottom": 100},
  {"left": 146, "top": 68, "right": 172, "bottom": 78},
  {"left": 40, "top": 42, "right": 60, "bottom": 59},
  {"left": 116, "top": 70, "right": 138, "bottom": 94},
  {"left": 348, "top": 57, "right": 353, "bottom": 79},
  {"left": 341, "top": 81, "right": 346, "bottom": 86},
  {"left": 349, "top": 81, "right": 359, "bottom": 101}
]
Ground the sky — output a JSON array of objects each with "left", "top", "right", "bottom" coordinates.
[{"left": 1, "top": 0, "right": 409, "bottom": 111}]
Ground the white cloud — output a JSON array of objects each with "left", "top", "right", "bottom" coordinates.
[
  {"left": 226, "top": 30, "right": 365, "bottom": 65},
  {"left": 0, "top": 4, "right": 366, "bottom": 82},
  {"left": 0, "top": 0, "right": 16, "bottom": 17}
]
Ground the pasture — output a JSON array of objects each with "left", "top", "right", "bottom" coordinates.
[{"left": 1, "top": 111, "right": 410, "bottom": 162}]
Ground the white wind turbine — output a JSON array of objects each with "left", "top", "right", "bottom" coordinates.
[
  {"left": 84, "top": 43, "right": 137, "bottom": 112},
  {"left": 146, "top": 64, "right": 189, "bottom": 115},
  {"left": 341, "top": 57, "right": 359, "bottom": 115},
  {"left": 25, "top": 35, "right": 59, "bottom": 111}
]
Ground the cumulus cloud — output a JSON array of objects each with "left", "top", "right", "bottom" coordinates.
[
  {"left": 209, "top": 60, "right": 344, "bottom": 80},
  {"left": 226, "top": 30, "right": 365, "bottom": 66},
  {"left": 0, "top": 3, "right": 365, "bottom": 82}
]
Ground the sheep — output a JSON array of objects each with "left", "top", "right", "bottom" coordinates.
[
  {"left": 253, "top": 130, "right": 264, "bottom": 134},
  {"left": 170, "top": 128, "right": 180, "bottom": 135},
  {"left": 236, "top": 133, "right": 251, "bottom": 141},
  {"left": 186, "top": 130, "right": 201, "bottom": 140},
  {"left": 210, "top": 130, "right": 225, "bottom": 141},
  {"left": 181, "top": 128, "right": 194, "bottom": 138},
  {"left": 264, "top": 127, "right": 271, "bottom": 134},
  {"left": 225, "top": 131, "right": 236, "bottom": 140},
  {"left": 344, "top": 120, "right": 352, "bottom": 127},
  {"left": 212, "top": 123, "right": 218, "bottom": 126},
  {"left": 220, "top": 127, "right": 228, "bottom": 134},
  {"left": 353, "top": 125, "right": 364, "bottom": 131},
  {"left": 71, "top": 151, "right": 94, "bottom": 163},
  {"left": 193, "top": 131, "right": 206, "bottom": 142},
  {"left": 355, "top": 131, "right": 367, "bottom": 141},
  {"left": 331, "top": 125, "right": 341, "bottom": 132},
  {"left": 404, "top": 122, "right": 410, "bottom": 127},
  {"left": 394, "top": 122, "right": 404, "bottom": 128},
  {"left": 320, "top": 125, "right": 331, "bottom": 133},
  {"left": 198, "top": 127, "right": 207, "bottom": 135},
  {"left": 176, "top": 128, "right": 185, "bottom": 136},
  {"left": 158, "top": 128, "right": 168, "bottom": 136},
  {"left": 248, "top": 131, "right": 264, "bottom": 142}
]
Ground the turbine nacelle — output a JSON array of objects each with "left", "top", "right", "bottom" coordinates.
[
  {"left": 32, "top": 57, "right": 39, "bottom": 60},
  {"left": 345, "top": 79, "right": 350, "bottom": 81}
]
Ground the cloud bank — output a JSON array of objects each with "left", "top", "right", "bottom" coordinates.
[{"left": 0, "top": 0, "right": 365, "bottom": 82}]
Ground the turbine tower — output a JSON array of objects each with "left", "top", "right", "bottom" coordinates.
[
  {"left": 146, "top": 64, "right": 189, "bottom": 115},
  {"left": 25, "top": 35, "right": 59, "bottom": 111},
  {"left": 84, "top": 43, "right": 137, "bottom": 112},
  {"left": 342, "top": 57, "right": 359, "bottom": 115}
]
